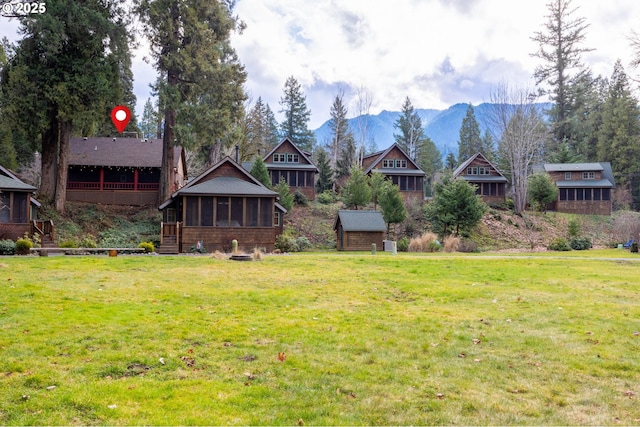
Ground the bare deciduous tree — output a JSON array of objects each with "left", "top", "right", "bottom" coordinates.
[
  {"left": 487, "top": 82, "right": 548, "bottom": 214},
  {"left": 353, "top": 85, "right": 373, "bottom": 165}
]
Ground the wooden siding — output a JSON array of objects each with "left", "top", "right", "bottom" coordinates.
[
  {"left": 199, "top": 162, "right": 248, "bottom": 182},
  {"left": 66, "top": 190, "right": 158, "bottom": 206},
  {"left": 0, "top": 223, "right": 31, "bottom": 240},
  {"left": 338, "top": 230, "right": 385, "bottom": 251},
  {"left": 181, "top": 227, "right": 278, "bottom": 252},
  {"left": 548, "top": 170, "right": 603, "bottom": 182},
  {"left": 555, "top": 200, "right": 612, "bottom": 215}
]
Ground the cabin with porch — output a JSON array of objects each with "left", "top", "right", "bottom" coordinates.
[
  {"left": 334, "top": 210, "right": 386, "bottom": 251},
  {"left": 453, "top": 152, "right": 508, "bottom": 205},
  {"left": 158, "top": 156, "right": 286, "bottom": 254},
  {"left": 0, "top": 164, "right": 50, "bottom": 241},
  {"left": 362, "top": 143, "right": 426, "bottom": 202},
  {"left": 262, "top": 138, "right": 319, "bottom": 200},
  {"left": 533, "top": 162, "right": 615, "bottom": 215},
  {"left": 67, "top": 137, "right": 187, "bottom": 206}
]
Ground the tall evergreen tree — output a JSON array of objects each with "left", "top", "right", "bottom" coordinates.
[
  {"left": 531, "top": 0, "right": 593, "bottom": 153},
  {"left": 328, "top": 91, "right": 355, "bottom": 168},
  {"left": 140, "top": 98, "right": 160, "bottom": 139},
  {"left": 596, "top": 60, "right": 640, "bottom": 186},
  {"left": 250, "top": 156, "right": 271, "bottom": 188},
  {"left": 315, "top": 148, "right": 334, "bottom": 193},
  {"left": 378, "top": 182, "right": 407, "bottom": 239},
  {"left": 341, "top": 167, "right": 371, "bottom": 210},
  {"left": 137, "top": 0, "right": 247, "bottom": 202},
  {"left": 247, "top": 96, "right": 280, "bottom": 155},
  {"left": 394, "top": 97, "right": 424, "bottom": 160},
  {"left": 445, "top": 152, "right": 457, "bottom": 170},
  {"left": 458, "top": 104, "right": 483, "bottom": 161},
  {"left": 2, "top": 0, "right": 134, "bottom": 211},
  {"left": 279, "top": 76, "right": 315, "bottom": 153}
]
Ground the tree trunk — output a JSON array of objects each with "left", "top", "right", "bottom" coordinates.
[
  {"left": 39, "top": 114, "right": 58, "bottom": 203},
  {"left": 159, "top": 84, "right": 176, "bottom": 204},
  {"left": 54, "top": 120, "right": 71, "bottom": 212}
]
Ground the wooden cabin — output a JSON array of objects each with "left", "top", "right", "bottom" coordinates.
[
  {"left": 263, "top": 138, "right": 319, "bottom": 200},
  {"left": 533, "top": 162, "right": 615, "bottom": 215},
  {"left": 453, "top": 152, "right": 508, "bottom": 205},
  {"left": 0, "top": 165, "right": 45, "bottom": 240},
  {"left": 334, "top": 210, "right": 386, "bottom": 251},
  {"left": 362, "top": 143, "right": 426, "bottom": 201},
  {"left": 158, "top": 157, "right": 286, "bottom": 254},
  {"left": 67, "top": 137, "right": 187, "bottom": 206}
]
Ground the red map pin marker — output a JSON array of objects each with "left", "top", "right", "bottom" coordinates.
[{"left": 110, "top": 105, "right": 131, "bottom": 133}]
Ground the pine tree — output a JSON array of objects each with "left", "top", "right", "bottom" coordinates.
[
  {"left": 137, "top": 0, "right": 247, "bottom": 201},
  {"left": 2, "top": 0, "right": 133, "bottom": 211},
  {"left": 328, "top": 91, "right": 355, "bottom": 168},
  {"left": 458, "top": 104, "right": 483, "bottom": 160},
  {"left": 315, "top": 148, "right": 334, "bottom": 193},
  {"left": 531, "top": 0, "right": 593, "bottom": 152},
  {"left": 596, "top": 60, "right": 640, "bottom": 186},
  {"left": 274, "top": 177, "right": 294, "bottom": 212},
  {"left": 247, "top": 97, "right": 280, "bottom": 155},
  {"left": 378, "top": 182, "right": 407, "bottom": 239},
  {"left": 250, "top": 157, "right": 271, "bottom": 188},
  {"left": 279, "top": 76, "right": 315, "bottom": 153},
  {"left": 527, "top": 172, "right": 558, "bottom": 212},
  {"left": 394, "top": 97, "right": 424, "bottom": 160},
  {"left": 445, "top": 153, "right": 457, "bottom": 170},
  {"left": 140, "top": 98, "right": 159, "bottom": 139},
  {"left": 341, "top": 167, "right": 371, "bottom": 210}
]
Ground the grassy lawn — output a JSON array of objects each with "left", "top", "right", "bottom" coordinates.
[{"left": 1, "top": 251, "right": 640, "bottom": 425}]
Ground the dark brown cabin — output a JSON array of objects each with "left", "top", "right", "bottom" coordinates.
[
  {"left": 158, "top": 157, "right": 286, "bottom": 254},
  {"left": 67, "top": 137, "right": 187, "bottom": 206},
  {"left": 334, "top": 210, "right": 386, "bottom": 251},
  {"left": 362, "top": 143, "right": 426, "bottom": 202},
  {"left": 263, "top": 138, "right": 319, "bottom": 200},
  {"left": 0, "top": 164, "right": 47, "bottom": 240},
  {"left": 533, "top": 162, "right": 615, "bottom": 215},
  {"left": 453, "top": 152, "right": 508, "bottom": 205}
]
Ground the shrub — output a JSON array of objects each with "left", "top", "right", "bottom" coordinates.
[
  {"left": 569, "top": 237, "right": 591, "bottom": 250},
  {"left": 275, "top": 234, "right": 297, "bottom": 253},
  {"left": 408, "top": 232, "right": 440, "bottom": 252},
  {"left": 548, "top": 237, "right": 571, "bottom": 251},
  {"left": 457, "top": 239, "right": 479, "bottom": 253},
  {"left": 15, "top": 238, "right": 33, "bottom": 255},
  {"left": 443, "top": 235, "right": 460, "bottom": 253},
  {"left": 567, "top": 218, "right": 581, "bottom": 238},
  {"left": 293, "top": 190, "right": 308, "bottom": 206},
  {"left": 317, "top": 190, "right": 337, "bottom": 205},
  {"left": 60, "top": 240, "right": 79, "bottom": 248},
  {"left": 138, "top": 241, "right": 155, "bottom": 253},
  {"left": 80, "top": 235, "right": 98, "bottom": 248},
  {"left": 295, "top": 236, "right": 311, "bottom": 251},
  {"left": 0, "top": 239, "right": 16, "bottom": 255},
  {"left": 397, "top": 237, "right": 410, "bottom": 252}
]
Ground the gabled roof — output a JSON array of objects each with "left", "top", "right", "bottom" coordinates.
[
  {"left": 69, "top": 137, "right": 184, "bottom": 168},
  {"left": 333, "top": 210, "right": 387, "bottom": 232},
  {"left": 263, "top": 137, "right": 319, "bottom": 172},
  {"left": 533, "top": 162, "right": 616, "bottom": 189},
  {"left": 363, "top": 143, "right": 425, "bottom": 176},
  {"left": 159, "top": 156, "right": 285, "bottom": 212},
  {"left": 453, "top": 152, "right": 508, "bottom": 183},
  {"left": 0, "top": 164, "right": 37, "bottom": 192}
]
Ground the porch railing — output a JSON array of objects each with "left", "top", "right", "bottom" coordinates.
[
  {"left": 32, "top": 219, "right": 54, "bottom": 242},
  {"left": 160, "top": 222, "right": 180, "bottom": 246},
  {"left": 67, "top": 182, "right": 159, "bottom": 191}
]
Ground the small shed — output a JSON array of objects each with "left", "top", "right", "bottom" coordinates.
[{"left": 334, "top": 210, "right": 386, "bottom": 251}]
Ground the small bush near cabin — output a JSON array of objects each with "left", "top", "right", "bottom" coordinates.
[
  {"left": 293, "top": 190, "right": 308, "bottom": 206},
  {"left": 317, "top": 190, "right": 337, "bottom": 205},
  {"left": 138, "top": 241, "right": 155, "bottom": 253},
  {"left": 569, "top": 237, "right": 591, "bottom": 250},
  {"left": 397, "top": 237, "right": 410, "bottom": 252},
  {"left": 548, "top": 237, "right": 571, "bottom": 251},
  {"left": 0, "top": 239, "right": 16, "bottom": 255},
  {"left": 15, "top": 238, "right": 33, "bottom": 255},
  {"left": 60, "top": 240, "right": 79, "bottom": 248},
  {"left": 457, "top": 239, "right": 479, "bottom": 253}
]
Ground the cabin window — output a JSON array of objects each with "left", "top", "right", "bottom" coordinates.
[
  {"left": 200, "top": 197, "right": 214, "bottom": 226},
  {"left": 297, "top": 171, "right": 306, "bottom": 187},
  {"left": 479, "top": 167, "right": 490, "bottom": 175},
  {"left": 392, "top": 175, "right": 399, "bottom": 186},
  {"left": 273, "top": 153, "right": 286, "bottom": 163},
  {"left": 565, "top": 172, "right": 572, "bottom": 180},
  {"left": 246, "top": 198, "right": 259, "bottom": 226},
  {"left": 231, "top": 197, "right": 243, "bottom": 226},
  {"left": 0, "top": 193, "right": 9, "bottom": 223},
  {"left": 166, "top": 208, "right": 176, "bottom": 223},
  {"left": 185, "top": 197, "right": 199, "bottom": 226},
  {"left": 584, "top": 189, "right": 592, "bottom": 200},
  {"left": 467, "top": 167, "right": 478, "bottom": 175},
  {"left": 576, "top": 188, "right": 584, "bottom": 201},
  {"left": 274, "top": 211, "right": 281, "bottom": 226},
  {"left": 260, "top": 198, "right": 273, "bottom": 227},
  {"left": 559, "top": 188, "right": 567, "bottom": 201},
  {"left": 407, "top": 176, "right": 415, "bottom": 191},
  {"left": 498, "top": 183, "right": 505, "bottom": 196},
  {"left": 602, "top": 188, "right": 610, "bottom": 200},
  {"left": 482, "top": 183, "right": 490, "bottom": 196},
  {"left": 583, "top": 171, "right": 595, "bottom": 180},
  {"left": 279, "top": 170, "right": 287, "bottom": 184},
  {"left": 287, "top": 154, "right": 299, "bottom": 163},
  {"left": 395, "top": 159, "right": 407, "bottom": 169},
  {"left": 289, "top": 171, "right": 297, "bottom": 186},
  {"left": 270, "top": 171, "right": 279, "bottom": 187},
  {"left": 307, "top": 171, "right": 314, "bottom": 187},
  {"left": 400, "top": 176, "right": 407, "bottom": 190},
  {"left": 567, "top": 189, "right": 575, "bottom": 201},
  {"left": 216, "top": 197, "right": 229, "bottom": 226},
  {"left": 593, "top": 188, "right": 601, "bottom": 200},
  {"left": 382, "top": 159, "right": 394, "bottom": 168}
]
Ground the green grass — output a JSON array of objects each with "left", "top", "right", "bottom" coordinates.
[{"left": 1, "top": 252, "right": 640, "bottom": 425}]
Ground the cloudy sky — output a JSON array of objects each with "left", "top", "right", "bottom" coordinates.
[{"left": 2, "top": 1, "right": 640, "bottom": 129}]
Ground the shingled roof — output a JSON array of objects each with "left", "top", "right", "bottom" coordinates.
[
  {"left": 333, "top": 210, "right": 387, "bottom": 232},
  {"left": 69, "top": 137, "right": 182, "bottom": 168},
  {"left": 0, "top": 165, "right": 37, "bottom": 192}
]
